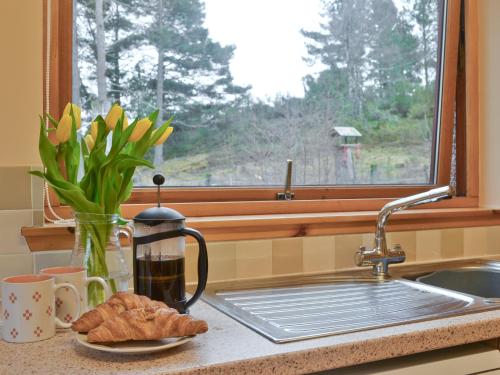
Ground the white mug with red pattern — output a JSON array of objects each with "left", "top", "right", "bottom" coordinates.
[
  {"left": 1, "top": 274, "right": 80, "bottom": 343},
  {"left": 40, "top": 266, "right": 109, "bottom": 321}
]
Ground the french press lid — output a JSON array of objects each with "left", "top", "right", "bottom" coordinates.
[{"left": 133, "top": 174, "right": 185, "bottom": 226}]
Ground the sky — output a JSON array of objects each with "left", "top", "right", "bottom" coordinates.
[
  {"left": 203, "top": 0, "right": 325, "bottom": 101},
  {"left": 203, "top": 0, "right": 415, "bottom": 101},
  {"left": 77, "top": 0, "right": 418, "bottom": 106}
]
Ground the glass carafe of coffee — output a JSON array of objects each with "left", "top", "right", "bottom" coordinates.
[{"left": 132, "top": 174, "right": 208, "bottom": 314}]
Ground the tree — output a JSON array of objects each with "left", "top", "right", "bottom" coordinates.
[
  {"left": 412, "top": 0, "right": 439, "bottom": 90},
  {"left": 75, "top": 0, "right": 141, "bottom": 118},
  {"left": 134, "top": 0, "right": 249, "bottom": 165},
  {"left": 95, "top": 0, "right": 107, "bottom": 113},
  {"left": 302, "top": 0, "right": 372, "bottom": 119},
  {"left": 367, "top": 0, "right": 420, "bottom": 117}
]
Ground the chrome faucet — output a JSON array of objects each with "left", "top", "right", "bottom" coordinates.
[{"left": 355, "top": 185, "right": 454, "bottom": 277}]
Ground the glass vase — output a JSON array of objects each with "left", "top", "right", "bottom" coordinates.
[{"left": 70, "top": 212, "right": 132, "bottom": 307}]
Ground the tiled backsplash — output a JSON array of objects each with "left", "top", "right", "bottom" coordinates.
[
  {"left": 1, "top": 165, "right": 500, "bottom": 296},
  {"left": 184, "top": 227, "right": 500, "bottom": 283}
]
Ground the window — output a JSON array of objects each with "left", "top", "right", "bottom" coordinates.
[
  {"left": 44, "top": 0, "right": 477, "bottom": 219},
  {"left": 72, "top": 0, "right": 445, "bottom": 187}
]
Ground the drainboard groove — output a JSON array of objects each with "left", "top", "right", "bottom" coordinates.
[
  {"left": 267, "top": 297, "right": 468, "bottom": 327},
  {"left": 202, "top": 279, "right": 491, "bottom": 343},
  {"left": 223, "top": 283, "right": 403, "bottom": 302},
  {"left": 243, "top": 291, "right": 433, "bottom": 314},
  {"left": 254, "top": 293, "right": 450, "bottom": 319},
  {"left": 229, "top": 285, "right": 409, "bottom": 306},
  {"left": 281, "top": 300, "right": 468, "bottom": 333}
]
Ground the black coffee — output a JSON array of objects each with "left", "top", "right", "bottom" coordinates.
[{"left": 135, "top": 255, "right": 186, "bottom": 311}]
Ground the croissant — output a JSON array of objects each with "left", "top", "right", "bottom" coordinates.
[
  {"left": 72, "top": 292, "right": 168, "bottom": 333},
  {"left": 87, "top": 307, "right": 208, "bottom": 343}
]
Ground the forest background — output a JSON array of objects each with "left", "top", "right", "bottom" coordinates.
[{"left": 74, "top": 0, "right": 440, "bottom": 186}]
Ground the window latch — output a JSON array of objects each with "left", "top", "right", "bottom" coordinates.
[{"left": 276, "top": 160, "right": 295, "bottom": 200}]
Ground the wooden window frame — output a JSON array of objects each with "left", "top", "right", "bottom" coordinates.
[{"left": 42, "top": 0, "right": 479, "bottom": 222}]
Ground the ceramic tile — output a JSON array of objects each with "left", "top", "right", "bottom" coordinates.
[
  {"left": 207, "top": 242, "right": 236, "bottom": 282},
  {"left": 0, "top": 166, "right": 31, "bottom": 210},
  {"left": 485, "top": 226, "right": 500, "bottom": 255},
  {"left": 0, "top": 210, "right": 32, "bottom": 254},
  {"left": 30, "top": 166, "right": 44, "bottom": 210},
  {"left": 441, "top": 228, "right": 464, "bottom": 258},
  {"left": 302, "top": 236, "right": 335, "bottom": 273},
  {"left": 361, "top": 233, "right": 375, "bottom": 248},
  {"left": 0, "top": 254, "right": 33, "bottom": 297},
  {"left": 416, "top": 230, "right": 442, "bottom": 261},
  {"left": 32, "top": 250, "right": 72, "bottom": 273},
  {"left": 235, "top": 240, "right": 272, "bottom": 278},
  {"left": 334, "top": 234, "right": 362, "bottom": 270},
  {"left": 272, "top": 238, "right": 303, "bottom": 275},
  {"left": 387, "top": 231, "right": 417, "bottom": 262},
  {"left": 464, "top": 227, "right": 488, "bottom": 256},
  {"left": 32, "top": 209, "right": 43, "bottom": 226}
]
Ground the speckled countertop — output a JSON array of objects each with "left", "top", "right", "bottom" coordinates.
[
  {"left": 3, "top": 258, "right": 500, "bottom": 375},
  {"left": 1, "top": 298, "right": 500, "bottom": 375}
]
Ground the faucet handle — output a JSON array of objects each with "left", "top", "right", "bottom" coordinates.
[
  {"left": 355, "top": 246, "right": 375, "bottom": 267},
  {"left": 388, "top": 244, "right": 406, "bottom": 264}
]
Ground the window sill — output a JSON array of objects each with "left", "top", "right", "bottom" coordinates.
[{"left": 22, "top": 207, "right": 500, "bottom": 251}]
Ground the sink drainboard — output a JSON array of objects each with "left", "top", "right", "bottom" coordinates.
[{"left": 202, "top": 279, "right": 484, "bottom": 343}]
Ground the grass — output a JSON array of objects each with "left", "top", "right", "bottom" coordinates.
[{"left": 135, "top": 141, "right": 432, "bottom": 187}]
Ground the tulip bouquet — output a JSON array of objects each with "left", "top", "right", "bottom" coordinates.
[{"left": 32, "top": 103, "right": 173, "bottom": 305}]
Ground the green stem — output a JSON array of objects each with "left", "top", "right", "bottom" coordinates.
[{"left": 81, "top": 221, "right": 117, "bottom": 307}]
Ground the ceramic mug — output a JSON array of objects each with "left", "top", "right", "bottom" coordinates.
[
  {"left": 1, "top": 274, "right": 80, "bottom": 343},
  {"left": 40, "top": 267, "right": 110, "bottom": 319}
]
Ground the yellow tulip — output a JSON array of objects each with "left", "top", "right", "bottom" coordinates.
[
  {"left": 128, "top": 118, "right": 152, "bottom": 142},
  {"left": 55, "top": 114, "right": 72, "bottom": 143},
  {"left": 84, "top": 134, "right": 95, "bottom": 151},
  {"left": 90, "top": 121, "right": 98, "bottom": 140},
  {"left": 154, "top": 126, "right": 173, "bottom": 146},
  {"left": 105, "top": 104, "right": 128, "bottom": 130},
  {"left": 62, "top": 103, "right": 81, "bottom": 129}
]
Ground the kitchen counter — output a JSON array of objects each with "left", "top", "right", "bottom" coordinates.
[{"left": 1, "top": 298, "right": 500, "bottom": 375}]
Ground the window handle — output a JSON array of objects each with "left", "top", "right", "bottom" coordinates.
[{"left": 276, "top": 160, "right": 295, "bottom": 200}]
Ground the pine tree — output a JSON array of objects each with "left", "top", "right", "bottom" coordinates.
[
  {"left": 130, "top": 0, "right": 249, "bottom": 164},
  {"left": 302, "top": 0, "right": 372, "bottom": 119},
  {"left": 412, "top": 0, "right": 439, "bottom": 90},
  {"left": 367, "top": 0, "right": 420, "bottom": 116},
  {"left": 75, "top": 0, "right": 142, "bottom": 116}
]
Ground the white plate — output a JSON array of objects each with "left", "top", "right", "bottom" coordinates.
[{"left": 75, "top": 333, "right": 193, "bottom": 354}]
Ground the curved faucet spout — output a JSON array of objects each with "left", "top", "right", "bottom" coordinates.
[
  {"left": 357, "top": 186, "right": 454, "bottom": 277},
  {"left": 374, "top": 185, "right": 454, "bottom": 252}
]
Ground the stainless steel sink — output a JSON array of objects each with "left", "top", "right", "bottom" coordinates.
[
  {"left": 202, "top": 273, "right": 495, "bottom": 343},
  {"left": 416, "top": 264, "right": 500, "bottom": 302}
]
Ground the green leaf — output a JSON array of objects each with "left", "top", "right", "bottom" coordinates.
[
  {"left": 31, "top": 171, "right": 101, "bottom": 213},
  {"left": 37, "top": 117, "right": 62, "bottom": 181},
  {"left": 148, "top": 110, "right": 159, "bottom": 126},
  {"left": 63, "top": 112, "right": 80, "bottom": 184},
  {"left": 46, "top": 114, "right": 59, "bottom": 128},
  {"left": 115, "top": 155, "right": 154, "bottom": 172},
  {"left": 93, "top": 116, "right": 109, "bottom": 145}
]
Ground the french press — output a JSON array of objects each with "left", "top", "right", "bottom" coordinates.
[{"left": 132, "top": 174, "right": 208, "bottom": 314}]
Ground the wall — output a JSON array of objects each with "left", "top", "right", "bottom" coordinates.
[
  {"left": 0, "top": 1, "right": 500, "bottom": 288},
  {"left": 479, "top": 0, "right": 500, "bottom": 207},
  {"left": 183, "top": 227, "right": 500, "bottom": 283},
  {"left": 0, "top": 1, "right": 42, "bottom": 166},
  {"left": 0, "top": 0, "right": 44, "bottom": 288}
]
